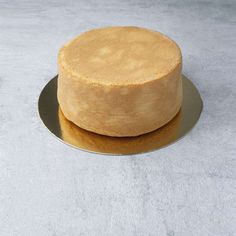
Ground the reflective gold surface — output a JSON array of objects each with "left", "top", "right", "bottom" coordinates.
[{"left": 38, "top": 75, "right": 203, "bottom": 155}]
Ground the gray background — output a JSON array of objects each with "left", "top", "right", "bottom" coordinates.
[{"left": 0, "top": 0, "right": 236, "bottom": 235}]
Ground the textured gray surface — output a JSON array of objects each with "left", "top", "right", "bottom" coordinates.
[{"left": 0, "top": 0, "right": 236, "bottom": 235}]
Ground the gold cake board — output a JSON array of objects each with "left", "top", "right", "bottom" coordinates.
[{"left": 38, "top": 75, "right": 203, "bottom": 155}]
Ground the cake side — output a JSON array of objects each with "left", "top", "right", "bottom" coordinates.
[{"left": 57, "top": 62, "right": 182, "bottom": 137}]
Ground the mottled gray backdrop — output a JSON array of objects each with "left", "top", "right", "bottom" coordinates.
[{"left": 0, "top": 0, "right": 235, "bottom": 235}]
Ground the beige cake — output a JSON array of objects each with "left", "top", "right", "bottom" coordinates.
[{"left": 57, "top": 26, "right": 182, "bottom": 137}]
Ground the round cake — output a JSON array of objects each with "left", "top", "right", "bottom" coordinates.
[{"left": 57, "top": 26, "right": 182, "bottom": 137}]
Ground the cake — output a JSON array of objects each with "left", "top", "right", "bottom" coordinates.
[{"left": 57, "top": 26, "right": 182, "bottom": 137}]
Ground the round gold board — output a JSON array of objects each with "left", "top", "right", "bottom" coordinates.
[{"left": 38, "top": 75, "right": 203, "bottom": 155}]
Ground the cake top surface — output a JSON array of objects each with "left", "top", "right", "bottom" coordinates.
[{"left": 59, "top": 26, "right": 181, "bottom": 85}]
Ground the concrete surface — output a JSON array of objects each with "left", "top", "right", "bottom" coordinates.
[{"left": 0, "top": 0, "right": 236, "bottom": 235}]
